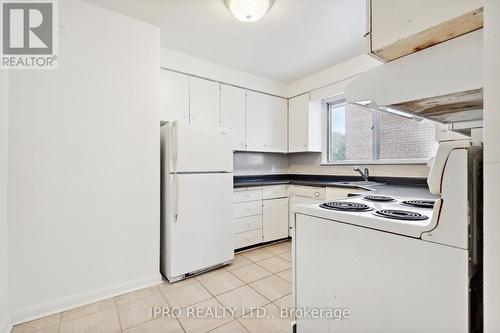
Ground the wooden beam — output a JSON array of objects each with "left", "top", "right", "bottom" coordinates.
[{"left": 372, "top": 7, "right": 483, "bottom": 62}]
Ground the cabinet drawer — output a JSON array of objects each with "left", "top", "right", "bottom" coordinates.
[
  {"left": 234, "top": 201, "right": 262, "bottom": 218},
  {"left": 234, "top": 215, "right": 262, "bottom": 234},
  {"left": 262, "top": 185, "right": 288, "bottom": 199},
  {"left": 290, "top": 185, "right": 325, "bottom": 199},
  {"left": 234, "top": 229, "right": 262, "bottom": 249},
  {"left": 234, "top": 188, "right": 262, "bottom": 203}
]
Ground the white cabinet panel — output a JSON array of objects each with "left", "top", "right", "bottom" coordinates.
[
  {"left": 289, "top": 94, "right": 309, "bottom": 152},
  {"left": 234, "top": 201, "right": 262, "bottom": 218},
  {"left": 263, "top": 198, "right": 289, "bottom": 242},
  {"left": 221, "top": 84, "right": 246, "bottom": 150},
  {"left": 246, "top": 91, "right": 269, "bottom": 152},
  {"left": 308, "top": 100, "right": 323, "bottom": 151},
  {"left": 247, "top": 91, "right": 288, "bottom": 153},
  {"left": 289, "top": 185, "right": 326, "bottom": 238},
  {"left": 288, "top": 93, "right": 322, "bottom": 153},
  {"left": 189, "top": 77, "right": 221, "bottom": 127},
  {"left": 160, "top": 70, "right": 189, "bottom": 122},
  {"left": 268, "top": 97, "right": 288, "bottom": 153},
  {"left": 234, "top": 215, "right": 263, "bottom": 234},
  {"left": 262, "top": 185, "right": 288, "bottom": 200},
  {"left": 234, "top": 229, "right": 263, "bottom": 249},
  {"left": 290, "top": 185, "right": 325, "bottom": 200},
  {"left": 234, "top": 188, "right": 262, "bottom": 203}
]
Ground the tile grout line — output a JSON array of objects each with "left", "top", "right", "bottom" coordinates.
[
  {"left": 16, "top": 243, "right": 291, "bottom": 332},
  {"left": 214, "top": 251, "right": 292, "bottom": 298},
  {"left": 157, "top": 281, "right": 189, "bottom": 333},
  {"left": 115, "top": 285, "right": 170, "bottom": 332},
  {"left": 111, "top": 297, "right": 124, "bottom": 333},
  {"left": 182, "top": 243, "right": 290, "bottom": 327},
  {"left": 193, "top": 269, "right": 250, "bottom": 331}
]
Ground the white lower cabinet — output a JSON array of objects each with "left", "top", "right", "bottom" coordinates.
[
  {"left": 233, "top": 185, "right": 289, "bottom": 250},
  {"left": 234, "top": 215, "right": 263, "bottom": 234},
  {"left": 233, "top": 184, "right": 359, "bottom": 249},
  {"left": 234, "top": 229, "right": 263, "bottom": 249},
  {"left": 233, "top": 201, "right": 262, "bottom": 218},
  {"left": 263, "top": 198, "right": 289, "bottom": 242},
  {"left": 289, "top": 185, "right": 361, "bottom": 237},
  {"left": 289, "top": 193, "right": 324, "bottom": 238}
]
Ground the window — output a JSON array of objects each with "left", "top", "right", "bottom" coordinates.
[{"left": 327, "top": 102, "right": 437, "bottom": 163}]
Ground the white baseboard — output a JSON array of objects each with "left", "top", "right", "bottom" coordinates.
[{"left": 10, "top": 273, "right": 162, "bottom": 326}]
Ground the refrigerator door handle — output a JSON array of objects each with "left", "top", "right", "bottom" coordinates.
[
  {"left": 171, "top": 174, "right": 179, "bottom": 223},
  {"left": 174, "top": 176, "right": 179, "bottom": 222}
]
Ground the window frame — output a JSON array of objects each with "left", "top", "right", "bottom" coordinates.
[{"left": 323, "top": 99, "right": 432, "bottom": 166}]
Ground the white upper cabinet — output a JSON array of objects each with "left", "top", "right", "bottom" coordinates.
[
  {"left": 160, "top": 70, "right": 189, "bottom": 123},
  {"left": 246, "top": 91, "right": 269, "bottom": 152},
  {"left": 160, "top": 70, "right": 288, "bottom": 153},
  {"left": 246, "top": 91, "right": 288, "bottom": 153},
  {"left": 189, "top": 77, "right": 221, "bottom": 127},
  {"left": 288, "top": 93, "right": 322, "bottom": 153},
  {"left": 268, "top": 97, "right": 288, "bottom": 153},
  {"left": 221, "top": 84, "right": 246, "bottom": 151}
]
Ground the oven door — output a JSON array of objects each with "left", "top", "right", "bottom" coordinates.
[{"left": 295, "top": 213, "right": 469, "bottom": 333}]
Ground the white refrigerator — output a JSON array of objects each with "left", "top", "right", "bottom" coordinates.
[{"left": 160, "top": 121, "right": 234, "bottom": 282}]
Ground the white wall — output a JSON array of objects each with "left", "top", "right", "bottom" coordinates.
[
  {"left": 483, "top": 1, "right": 500, "bottom": 331},
  {"left": 234, "top": 152, "right": 289, "bottom": 176},
  {"left": 288, "top": 153, "right": 430, "bottom": 178},
  {"left": 0, "top": 71, "right": 10, "bottom": 333},
  {"left": 287, "top": 54, "right": 381, "bottom": 98},
  {"left": 161, "top": 47, "right": 288, "bottom": 97},
  {"left": 7, "top": 0, "right": 161, "bottom": 323}
]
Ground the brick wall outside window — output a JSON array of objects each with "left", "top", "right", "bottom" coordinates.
[
  {"left": 378, "top": 111, "right": 437, "bottom": 160},
  {"left": 345, "top": 104, "right": 373, "bottom": 160},
  {"left": 329, "top": 103, "right": 437, "bottom": 162}
]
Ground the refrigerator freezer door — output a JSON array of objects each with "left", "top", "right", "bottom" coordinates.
[
  {"left": 164, "top": 173, "right": 234, "bottom": 280},
  {"left": 170, "top": 122, "right": 233, "bottom": 173}
]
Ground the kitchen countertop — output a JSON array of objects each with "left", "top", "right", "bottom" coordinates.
[{"left": 234, "top": 174, "right": 438, "bottom": 199}]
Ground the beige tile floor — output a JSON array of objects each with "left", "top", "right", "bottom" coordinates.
[{"left": 12, "top": 241, "right": 294, "bottom": 333}]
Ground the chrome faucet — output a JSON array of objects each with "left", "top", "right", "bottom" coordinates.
[{"left": 353, "top": 166, "right": 369, "bottom": 182}]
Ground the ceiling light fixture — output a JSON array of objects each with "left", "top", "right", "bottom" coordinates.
[{"left": 224, "top": 0, "right": 274, "bottom": 23}]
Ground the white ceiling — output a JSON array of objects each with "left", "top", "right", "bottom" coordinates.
[{"left": 83, "top": 0, "right": 367, "bottom": 84}]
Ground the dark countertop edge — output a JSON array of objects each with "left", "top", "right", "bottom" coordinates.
[{"left": 234, "top": 174, "right": 428, "bottom": 188}]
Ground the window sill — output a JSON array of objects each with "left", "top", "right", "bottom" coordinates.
[{"left": 320, "top": 159, "right": 430, "bottom": 166}]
